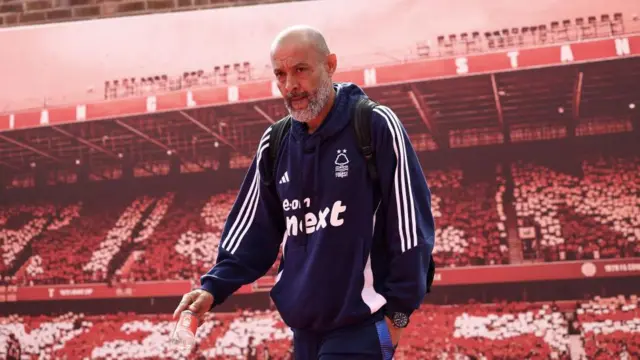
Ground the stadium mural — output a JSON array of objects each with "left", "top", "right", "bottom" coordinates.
[{"left": 0, "top": 0, "right": 639, "bottom": 358}]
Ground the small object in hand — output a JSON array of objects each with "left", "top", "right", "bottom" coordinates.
[{"left": 171, "top": 310, "right": 198, "bottom": 352}]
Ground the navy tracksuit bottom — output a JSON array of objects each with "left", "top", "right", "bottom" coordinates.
[{"left": 292, "top": 312, "right": 396, "bottom": 360}]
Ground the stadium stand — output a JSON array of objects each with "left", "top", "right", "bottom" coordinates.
[
  {"left": 22, "top": 197, "right": 129, "bottom": 285},
  {"left": 2, "top": 296, "right": 634, "bottom": 359},
  {"left": 5, "top": 299, "right": 624, "bottom": 359},
  {"left": 97, "top": 11, "right": 639, "bottom": 102},
  {"left": 512, "top": 155, "right": 639, "bottom": 262},
  {"left": 82, "top": 195, "right": 157, "bottom": 277},
  {"left": 576, "top": 295, "right": 640, "bottom": 360},
  {"left": 0, "top": 309, "right": 291, "bottom": 359},
  {"left": 1, "top": 154, "right": 638, "bottom": 286},
  {"left": 104, "top": 62, "right": 254, "bottom": 101},
  {"left": 2, "top": 165, "right": 502, "bottom": 286},
  {"left": 426, "top": 168, "right": 509, "bottom": 267},
  {"left": 125, "top": 190, "right": 237, "bottom": 283},
  {"left": 430, "top": 12, "right": 631, "bottom": 58},
  {"left": 0, "top": 0, "right": 301, "bottom": 27},
  {"left": 1, "top": 202, "right": 82, "bottom": 282},
  {"left": 399, "top": 301, "right": 572, "bottom": 360}
]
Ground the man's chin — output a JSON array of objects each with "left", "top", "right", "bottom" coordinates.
[
  {"left": 290, "top": 110, "right": 312, "bottom": 123},
  {"left": 284, "top": 104, "right": 307, "bottom": 121}
]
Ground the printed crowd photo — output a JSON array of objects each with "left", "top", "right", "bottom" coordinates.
[{"left": 0, "top": 0, "right": 639, "bottom": 359}]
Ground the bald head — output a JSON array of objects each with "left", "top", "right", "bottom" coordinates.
[
  {"left": 270, "top": 25, "right": 337, "bottom": 127},
  {"left": 270, "top": 25, "right": 330, "bottom": 61}
]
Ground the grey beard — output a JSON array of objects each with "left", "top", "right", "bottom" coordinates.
[{"left": 285, "top": 79, "right": 333, "bottom": 123}]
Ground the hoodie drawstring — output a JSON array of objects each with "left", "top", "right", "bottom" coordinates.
[
  {"left": 297, "top": 139, "right": 322, "bottom": 254},
  {"left": 312, "top": 142, "right": 321, "bottom": 196},
  {"left": 297, "top": 138, "right": 309, "bottom": 253}
]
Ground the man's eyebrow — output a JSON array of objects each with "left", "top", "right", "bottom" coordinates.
[{"left": 274, "top": 61, "right": 311, "bottom": 72}]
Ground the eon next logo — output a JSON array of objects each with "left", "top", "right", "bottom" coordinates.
[{"left": 282, "top": 198, "right": 347, "bottom": 236}]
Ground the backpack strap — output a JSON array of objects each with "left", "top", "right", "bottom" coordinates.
[
  {"left": 264, "top": 115, "right": 292, "bottom": 186},
  {"left": 353, "top": 97, "right": 380, "bottom": 183}
]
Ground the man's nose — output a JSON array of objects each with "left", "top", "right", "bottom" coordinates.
[{"left": 285, "top": 75, "right": 298, "bottom": 94}]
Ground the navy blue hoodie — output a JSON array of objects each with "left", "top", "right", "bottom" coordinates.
[{"left": 201, "top": 83, "right": 435, "bottom": 332}]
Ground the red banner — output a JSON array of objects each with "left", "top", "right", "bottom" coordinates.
[
  {"left": 12, "top": 280, "right": 191, "bottom": 301},
  {"left": 1, "top": 258, "right": 638, "bottom": 302},
  {"left": 432, "top": 258, "right": 640, "bottom": 285},
  {"left": 1, "top": 280, "right": 255, "bottom": 302},
  {"left": 0, "top": 36, "right": 638, "bottom": 132}
]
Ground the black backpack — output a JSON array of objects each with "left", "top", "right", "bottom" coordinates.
[{"left": 264, "top": 97, "right": 435, "bottom": 293}]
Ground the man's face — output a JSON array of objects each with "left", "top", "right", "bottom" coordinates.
[{"left": 271, "top": 42, "right": 333, "bottom": 123}]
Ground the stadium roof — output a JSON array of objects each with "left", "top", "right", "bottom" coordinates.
[{"left": 0, "top": 35, "right": 638, "bottom": 177}]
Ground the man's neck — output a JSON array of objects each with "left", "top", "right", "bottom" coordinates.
[{"left": 306, "top": 90, "right": 336, "bottom": 134}]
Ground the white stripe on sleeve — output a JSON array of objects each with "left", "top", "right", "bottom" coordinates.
[
  {"left": 382, "top": 106, "right": 418, "bottom": 249},
  {"left": 221, "top": 128, "right": 271, "bottom": 252},
  {"left": 373, "top": 106, "right": 417, "bottom": 252}
]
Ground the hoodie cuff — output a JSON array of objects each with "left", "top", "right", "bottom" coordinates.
[
  {"left": 200, "top": 276, "right": 230, "bottom": 310},
  {"left": 384, "top": 301, "right": 417, "bottom": 319}
]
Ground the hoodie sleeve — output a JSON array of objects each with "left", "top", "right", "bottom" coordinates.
[
  {"left": 371, "top": 105, "right": 436, "bottom": 318},
  {"left": 200, "top": 127, "right": 285, "bottom": 307}
]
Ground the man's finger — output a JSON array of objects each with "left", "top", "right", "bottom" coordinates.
[
  {"left": 173, "top": 305, "right": 185, "bottom": 319},
  {"left": 173, "top": 293, "right": 195, "bottom": 319},
  {"left": 173, "top": 302, "right": 187, "bottom": 319},
  {"left": 188, "top": 296, "right": 206, "bottom": 316}
]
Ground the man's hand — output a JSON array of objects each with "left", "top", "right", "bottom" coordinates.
[
  {"left": 173, "top": 289, "right": 214, "bottom": 326},
  {"left": 384, "top": 316, "right": 403, "bottom": 347}
]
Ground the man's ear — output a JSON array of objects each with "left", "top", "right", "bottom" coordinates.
[{"left": 326, "top": 53, "right": 338, "bottom": 76}]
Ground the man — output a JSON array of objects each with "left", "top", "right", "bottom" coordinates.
[{"left": 174, "top": 25, "right": 435, "bottom": 359}]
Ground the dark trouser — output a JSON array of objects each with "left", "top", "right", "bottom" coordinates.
[{"left": 292, "top": 314, "right": 395, "bottom": 360}]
